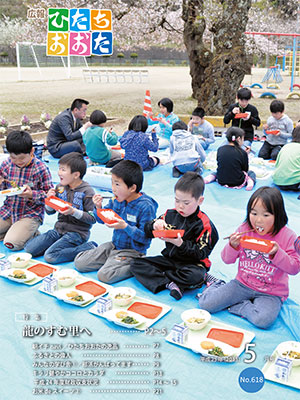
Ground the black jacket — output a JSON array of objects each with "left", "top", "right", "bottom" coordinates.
[
  {"left": 217, "top": 145, "right": 248, "bottom": 186},
  {"left": 223, "top": 103, "right": 261, "bottom": 142},
  {"left": 145, "top": 207, "right": 219, "bottom": 268}
]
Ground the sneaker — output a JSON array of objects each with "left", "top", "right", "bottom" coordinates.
[
  {"left": 172, "top": 166, "right": 181, "bottom": 178},
  {"left": 166, "top": 281, "right": 183, "bottom": 300},
  {"left": 214, "top": 131, "right": 223, "bottom": 137}
]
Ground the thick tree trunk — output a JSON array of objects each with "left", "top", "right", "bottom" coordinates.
[
  {"left": 182, "top": 0, "right": 213, "bottom": 99},
  {"left": 182, "top": 0, "right": 252, "bottom": 115}
]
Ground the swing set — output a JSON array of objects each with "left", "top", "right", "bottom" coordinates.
[{"left": 245, "top": 31, "right": 300, "bottom": 99}]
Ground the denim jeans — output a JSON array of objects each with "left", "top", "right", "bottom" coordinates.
[
  {"left": 198, "top": 279, "right": 282, "bottom": 329},
  {"left": 242, "top": 139, "right": 252, "bottom": 149},
  {"left": 25, "top": 229, "right": 95, "bottom": 264},
  {"left": 176, "top": 160, "right": 202, "bottom": 175},
  {"left": 199, "top": 139, "right": 209, "bottom": 150}
]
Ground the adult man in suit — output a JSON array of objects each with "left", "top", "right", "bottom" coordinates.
[{"left": 47, "top": 98, "right": 92, "bottom": 158}]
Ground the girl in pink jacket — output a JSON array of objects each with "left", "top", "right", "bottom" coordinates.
[{"left": 198, "top": 186, "right": 300, "bottom": 329}]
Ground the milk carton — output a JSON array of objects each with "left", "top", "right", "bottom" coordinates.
[
  {"left": 0, "top": 259, "right": 10, "bottom": 271},
  {"left": 274, "top": 356, "right": 292, "bottom": 382},
  {"left": 170, "top": 324, "right": 188, "bottom": 344},
  {"left": 43, "top": 276, "right": 58, "bottom": 293},
  {"left": 97, "top": 297, "right": 112, "bottom": 314}
]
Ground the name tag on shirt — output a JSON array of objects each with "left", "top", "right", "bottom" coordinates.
[{"left": 127, "top": 214, "right": 136, "bottom": 223}]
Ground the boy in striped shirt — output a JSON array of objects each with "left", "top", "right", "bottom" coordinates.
[{"left": 0, "top": 130, "right": 52, "bottom": 250}]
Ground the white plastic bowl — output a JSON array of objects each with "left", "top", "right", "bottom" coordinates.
[
  {"left": 181, "top": 308, "right": 211, "bottom": 331},
  {"left": 276, "top": 341, "right": 300, "bottom": 367},
  {"left": 8, "top": 252, "right": 32, "bottom": 268},
  {"left": 110, "top": 287, "right": 136, "bottom": 306},
  {"left": 55, "top": 269, "right": 78, "bottom": 287}
]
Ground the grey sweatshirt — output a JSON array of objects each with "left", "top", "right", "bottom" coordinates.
[
  {"left": 170, "top": 129, "right": 206, "bottom": 166},
  {"left": 46, "top": 181, "right": 96, "bottom": 240},
  {"left": 265, "top": 114, "right": 294, "bottom": 145}
]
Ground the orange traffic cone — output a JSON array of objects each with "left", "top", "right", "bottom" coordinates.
[{"left": 143, "top": 90, "right": 152, "bottom": 116}]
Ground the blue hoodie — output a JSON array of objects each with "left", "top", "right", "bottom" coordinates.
[{"left": 94, "top": 192, "right": 158, "bottom": 254}]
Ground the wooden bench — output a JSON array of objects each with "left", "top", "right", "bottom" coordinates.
[{"left": 82, "top": 68, "right": 149, "bottom": 83}]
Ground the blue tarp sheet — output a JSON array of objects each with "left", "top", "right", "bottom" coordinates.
[{"left": 1, "top": 138, "right": 299, "bottom": 400}]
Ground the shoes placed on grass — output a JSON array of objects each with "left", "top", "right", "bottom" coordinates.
[{"left": 214, "top": 131, "right": 223, "bottom": 137}]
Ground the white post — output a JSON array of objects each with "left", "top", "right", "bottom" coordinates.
[
  {"left": 61, "top": 56, "right": 67, "bottom": 72},
  {"left": 67, "top": 54, "right": 71, "bottom": 78},
  {"left": 83, "top": 56, "right": 89, "bottom": 69},
  {"left": 31, "top": 45, "right": 43, "bottom": 77},
  {"left": 16, "top": 42, "right": 21, "bottom": 81}
]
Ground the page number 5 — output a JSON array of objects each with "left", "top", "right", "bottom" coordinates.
[{"left": 244, "top": 343, "right": 256, "bottom": 364}]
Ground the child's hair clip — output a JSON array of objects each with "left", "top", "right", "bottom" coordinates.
[{"left": 232, "top": 135, "right": 236, "bottom": 141}]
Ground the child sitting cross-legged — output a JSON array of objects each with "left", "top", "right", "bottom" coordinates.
[
  {"left": 74, "top": 160, "right": 158, "bottom": 283},
  {"left": 198, "top": 186, "right": 300, "bottom": 329},
  {"left": 120, "top": 115, "right": 159, "bottom": 171},
  {"left": 25, "top": 152, "right": 97, "bottom": 263},
  {"left": 147, "top": 97, "right": 179, "bottom": 149},
  {"left": 83, "top": 109, "right": 122, "bottom": 166},
  {"left": 130, "top": 172, "right": 219, "bottom": 300},
  {"left": 0, "top": 130, "right": 52, "bottom": 251},
  {"left": 258, "top": 100, "right": 294, "bottom": 161},
  {"left": 170, "top": 120, "right": 206, "bottom": 178},
  {"left": 188, "top": 107, "right": 215, "bottom": 150},
  {"left": 204, "top": 127, "right": 256, "bottom": 191}
]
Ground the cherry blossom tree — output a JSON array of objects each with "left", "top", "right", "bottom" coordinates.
[
  {"left": 181, "top": 0, "right": 299, "bottom": 114},
  {"left": 1, "top": 0, "right": 298, "bottom": 114}
]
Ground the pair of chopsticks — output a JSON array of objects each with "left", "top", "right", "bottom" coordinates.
[
  {"left": 223, "top": 229, "right": 254, "bottom": 240},
  {"left": 84, "top": 195, "right": 114, "bottom": 199}
]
